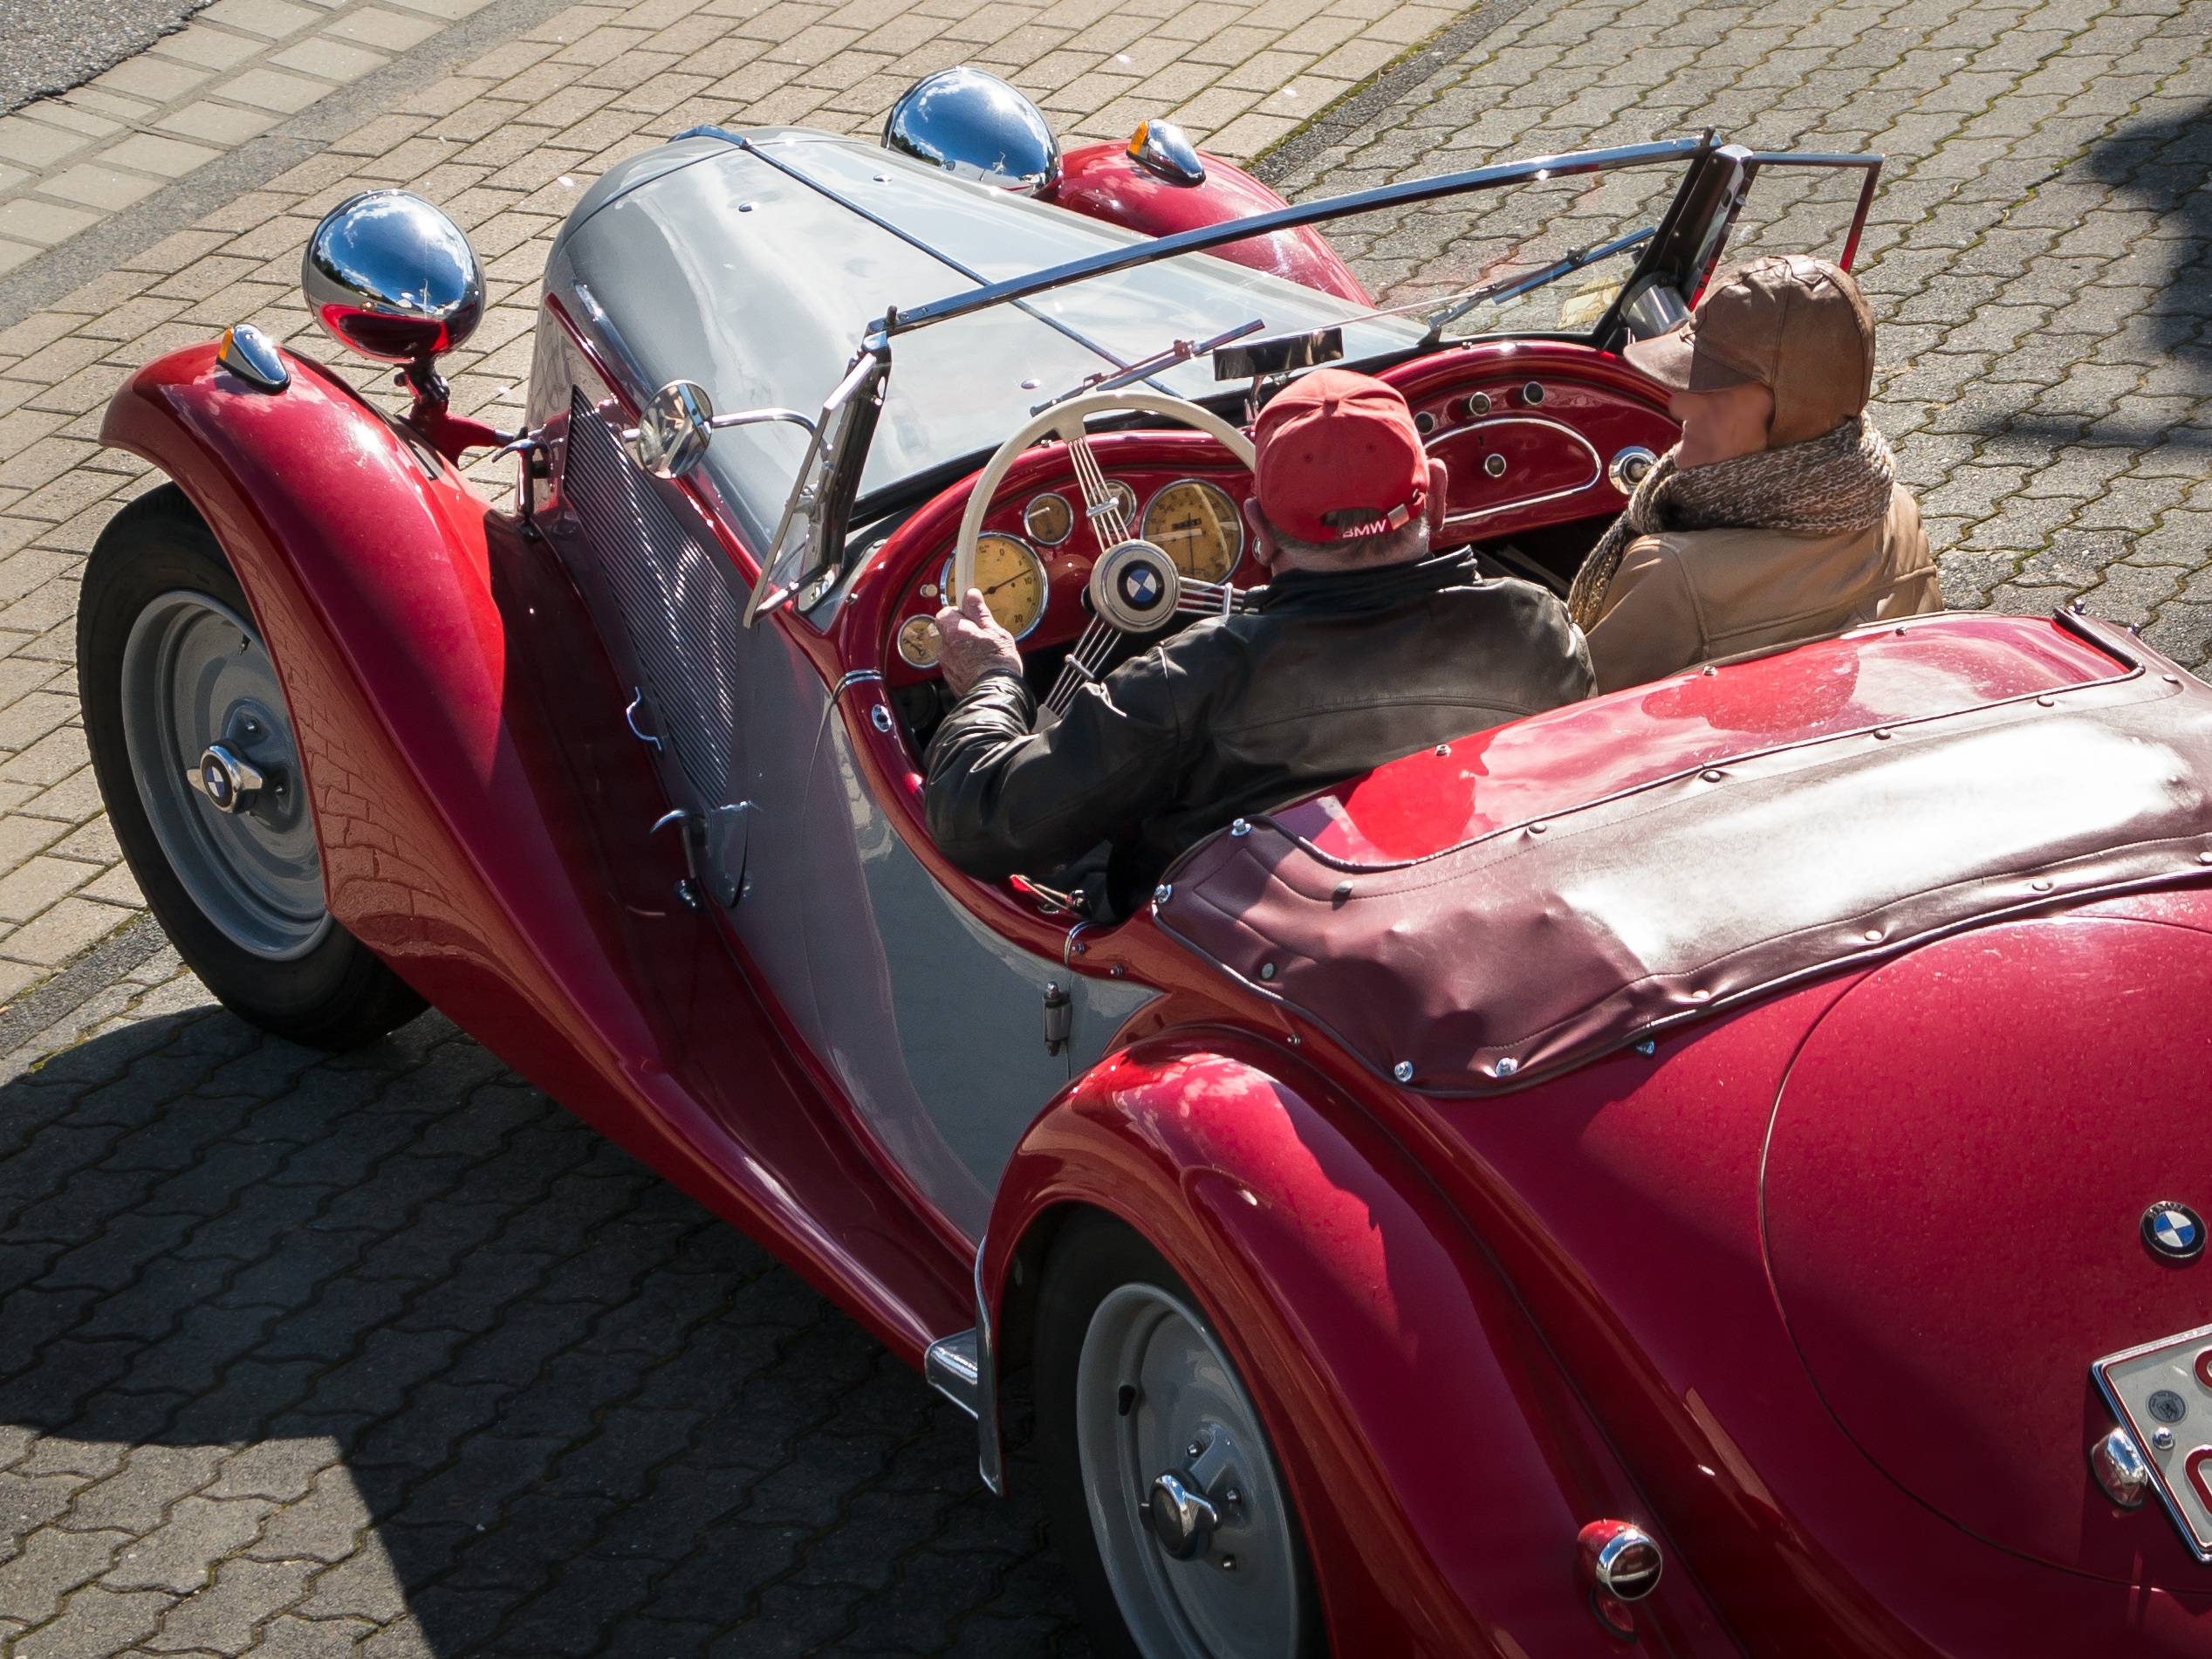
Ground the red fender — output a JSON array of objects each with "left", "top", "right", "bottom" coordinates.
[
  {"left": 98, "top": 340, "right": 969, "bottom": 1356},
  {"left": 983, "top": 1032, "right": 1734, "bottom": 1657},
  {"left": 1046, "top": 142, "right": 1373, "bottom": 305}
]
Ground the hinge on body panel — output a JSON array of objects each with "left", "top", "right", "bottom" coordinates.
[{"left": 1043, "top": 981, "right": 1073, "bottom": 1055}]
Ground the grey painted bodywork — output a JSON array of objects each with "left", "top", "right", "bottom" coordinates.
[
  {"left": 534, "top": 134, "right": 1222, "bottom": 1239},
  {"left": 544, "top": 127, "right": 1419, "bottom": 543}
]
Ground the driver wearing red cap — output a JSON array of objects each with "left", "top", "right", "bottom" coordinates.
[{"left": 924, "top": 368, "right": 1593, "bottom": 916}]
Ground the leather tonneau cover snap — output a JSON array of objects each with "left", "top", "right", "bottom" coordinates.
[{"left": 1154, "top": 624, "right": 2212, "bottom": 1093}]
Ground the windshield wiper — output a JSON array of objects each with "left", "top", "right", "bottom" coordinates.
[
  {"left": 1031, "top": 319, "right": 1264, "bottom": 414},
  {"left": 1419, "top": 226, "right": 1656, "bottom": 346}
]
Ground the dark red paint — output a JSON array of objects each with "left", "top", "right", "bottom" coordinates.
[
  {"left": 1766, "top": 910, "right": 2212, "bottom": 1584},
  {"left": 1275, "top": 611, "right": 2131, "bottom": 863},
  {"left": 1047, "top": 141, "right": 1373, "bottom": 304},
  {"left": 101, "top": 312, "right": 2212, "bottom": 1656}
]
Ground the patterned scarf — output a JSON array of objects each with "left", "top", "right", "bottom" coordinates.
[{"left": 1568, "top": 415, "right": 1899, "bottom": 629}]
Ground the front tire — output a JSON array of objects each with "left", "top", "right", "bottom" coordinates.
[
  {"left": 1036, "top": 1210, "right": 1325, "bottom": 1659},
  {"left": 79, "top": 483, "right": 425, "bottom": 1048}
]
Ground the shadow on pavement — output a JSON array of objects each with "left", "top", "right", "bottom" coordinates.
[
  {"left": 1984, "top": 98, "right": 2212, "bottom": 452},
  {"left": 0, "top": 1004, "right": 1084, "bottom": 1657}
]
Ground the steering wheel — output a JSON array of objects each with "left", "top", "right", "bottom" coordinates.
[{"left": 953, "top": 392, "right": 1257, "bottom": 719}]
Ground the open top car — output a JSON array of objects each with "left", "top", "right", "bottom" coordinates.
[{"left": 82, "top": 78, "right": 2212, "bottom": 1657}]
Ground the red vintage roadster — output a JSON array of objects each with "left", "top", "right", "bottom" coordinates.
[{"left": 79, "top": 73, "right": 2212, "bottom": 1657}]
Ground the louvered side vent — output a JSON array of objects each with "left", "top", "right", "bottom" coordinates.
[{"left": 560, "top": 389, "right": 746, "bottom": 810}]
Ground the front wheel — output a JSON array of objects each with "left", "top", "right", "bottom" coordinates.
[
  {"left": 79, "top": 483, "right": 425, "bottom": 1049},
  {"left": 1036, "top": 1210, "right": 1325, "bottom": 1659}
]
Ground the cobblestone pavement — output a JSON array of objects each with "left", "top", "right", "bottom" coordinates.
[
  {"left": 0, "top": 936, "right": 1091, "bottom": 1658},
  {"left": 1, "top": 0, "right": 2209, "bottom": 1652}
]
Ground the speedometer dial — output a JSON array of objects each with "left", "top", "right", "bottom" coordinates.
[
  {"left": 1142, "top": 479, "right": 1244, "bottom": 583},
  {"left": 942, "top": 533, "right": 1049, "bottom": 641}
]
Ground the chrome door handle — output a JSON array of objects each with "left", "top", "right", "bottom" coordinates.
[{"left": 625, "top": 689, "right": 663, "bottom": 751}]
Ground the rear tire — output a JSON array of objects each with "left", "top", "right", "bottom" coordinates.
[
  {"left": 79, "top": 483, "right": 426, "bottom": 1049},
  {"left": 1036, "top": 1210, "right": 1325, "bottom": 1659}
]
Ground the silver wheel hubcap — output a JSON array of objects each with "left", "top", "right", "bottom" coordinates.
[
  {"left": 120, "top": 590, "right": 330, "bottom": 961},
  {"left": 1077, "top": 1283, "right": 1301, "bottom": 1658}
]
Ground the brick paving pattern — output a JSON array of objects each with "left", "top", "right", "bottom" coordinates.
[
  {"left": 0, "top": 0, "right": 1462, "bottom": 1009},
  {"left": 0, "top": 0, "right": 490, "bottom": 275},
  {"left": 0, "top": 0, "right": 2206, "bottom": 1651}
]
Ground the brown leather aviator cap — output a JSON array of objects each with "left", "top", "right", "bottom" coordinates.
[{"left": 1624, "top": 254, "right": 1877, "bottom": 445}]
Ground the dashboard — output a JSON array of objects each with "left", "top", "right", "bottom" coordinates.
[
  {"left": 880, "top": 436, "right": 1264, "bottom": 689},
  {"left": 867, "top": 346, "right": 1681, "bottom": 703}
]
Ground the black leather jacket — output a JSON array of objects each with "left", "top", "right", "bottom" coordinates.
[{"left": 924, "top": 553, "right": 1595, "bottom": 912}]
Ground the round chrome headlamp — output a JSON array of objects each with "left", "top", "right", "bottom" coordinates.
[
  {"left": 883, "top": 67, "right": 1060, "bottom": 195},
  {"left": 302, "top": 189, "right": 486, "bottom": 365}
]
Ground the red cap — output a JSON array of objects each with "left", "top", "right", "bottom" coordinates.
[{"left": 1252, "top": 368, "right": 1428, "bottom": 543}]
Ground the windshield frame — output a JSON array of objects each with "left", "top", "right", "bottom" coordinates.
[{"left": 764, "top": 132, "right": 1881, "bottom": 624}]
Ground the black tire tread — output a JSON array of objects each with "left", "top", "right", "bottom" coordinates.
[{"left": 79, "top": 482, "right": 426, "bottom": 1050}]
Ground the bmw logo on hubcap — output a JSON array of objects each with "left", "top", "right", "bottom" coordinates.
[{"left": 2143, "top": 1201, "right": 2206, "bottom": 1263}]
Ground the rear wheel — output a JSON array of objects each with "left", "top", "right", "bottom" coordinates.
[
  {"left": 1036, "top": 1210, "right": 1325, "bottom": 1659},
  {"left": 79, "top": 484, "right": 425, "bottom": 1048}
]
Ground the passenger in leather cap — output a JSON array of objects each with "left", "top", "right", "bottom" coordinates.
[
  {"left": 924, "top": 368, "right": 1594, "bottom": 916},
  {"left": 1571, "top": 254, "right": 1942, "bottom": 693}
]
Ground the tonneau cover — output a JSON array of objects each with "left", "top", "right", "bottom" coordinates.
[{"left": 1156, "top": 614, "right": 2212, "bottom": 1093}]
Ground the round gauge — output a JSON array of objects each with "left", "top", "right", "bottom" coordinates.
[
  {"left": 942, "top": 533, "right": 1050, "bottom": 640},
  {"left": 1024, "top": 491, "right": 1074, "bottom": 545},
  {"left": 1142, "top": 479, "right": 1244, "bottom": 583},
  {"left": 1099, "top": 478, "right": 1139, "bottom": 535},
  {"left": 897, "top": 614, "right": 942, "bottom": 669}
]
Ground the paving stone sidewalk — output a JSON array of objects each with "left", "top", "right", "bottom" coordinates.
[
  {"left": 0, "top": 0, "right": 1462, "bottom": 1013},
  {"left": 0, "top": 0, "right": 2206, "bottom": 1652}
]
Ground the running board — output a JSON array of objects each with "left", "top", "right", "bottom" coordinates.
[{"left": 924, "top": 1328, "right": 981, "bottom": 1420}]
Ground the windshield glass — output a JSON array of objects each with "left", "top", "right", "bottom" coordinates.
[{"left": 1321, "top": 162, "right": 1681, "bottom": 339}]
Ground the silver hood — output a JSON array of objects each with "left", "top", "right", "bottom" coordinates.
[{"left": 544, "top": 127, "right": 1416, "bottom": 550}]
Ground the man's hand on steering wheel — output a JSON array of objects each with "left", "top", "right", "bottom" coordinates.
[{"left": 935, "top": 588, "right": 1024, "bottom": 697}]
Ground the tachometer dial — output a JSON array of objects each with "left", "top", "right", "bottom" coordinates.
[
  {"left": 1024, "top": 491, "right": 1073, "bottom": 545},
  {"left": 897, "top": 614, "right": 942, "bottom": 669},
  {"left": 942, "top": 533, "right": 1049, "bottom": 641},
  {"left": 1142, "top": 479, "right": 1244, "bottom": 583}
]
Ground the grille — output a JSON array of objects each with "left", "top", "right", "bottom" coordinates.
[{"left": 560, "top": 390, "right": 746, "bottom": 811}]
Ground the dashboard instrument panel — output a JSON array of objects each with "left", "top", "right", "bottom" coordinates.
[
  {"left": 874, "top": 357, "right": 1678, "bottom": 691},
  {"left": 1141, "top": 479, "right": 1243, "bottom": 583}
]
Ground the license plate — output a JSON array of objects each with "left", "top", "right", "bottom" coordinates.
[{"left": 2095, "top": 1321, "right": 2212, "bottom": 1560}]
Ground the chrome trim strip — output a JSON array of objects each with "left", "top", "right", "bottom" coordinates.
[
  {"left": 975, "top": 1244, "right": 1004, "bottom": 1494},
  {"left": 1427, "top": 415, "right": 1605, "bottom": 527}
]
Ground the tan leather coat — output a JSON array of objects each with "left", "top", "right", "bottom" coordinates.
[{"left": 1584, "top": 485, "right": 1941, "bottom": 694}]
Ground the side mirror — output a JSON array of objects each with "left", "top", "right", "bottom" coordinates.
[
  {"left": 622, "top": 380, "right": 819, "bottom": 480},
  {"left": 625, "top": 380, "right": 716, "bottom": 478},
  {"left": 302, "top": 190, "right": 486, "bottom": 366}
]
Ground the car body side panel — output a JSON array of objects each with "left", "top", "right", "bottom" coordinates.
[
  {"left": 1417, "top": 959, "right": 2212, "bottom": 1656},
  {"left": 985, "top": 1034, "right": 1737, "bottom": 1659},
  {"left": 99, "top": 342, "right": 971, "bottom": 1361}
]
